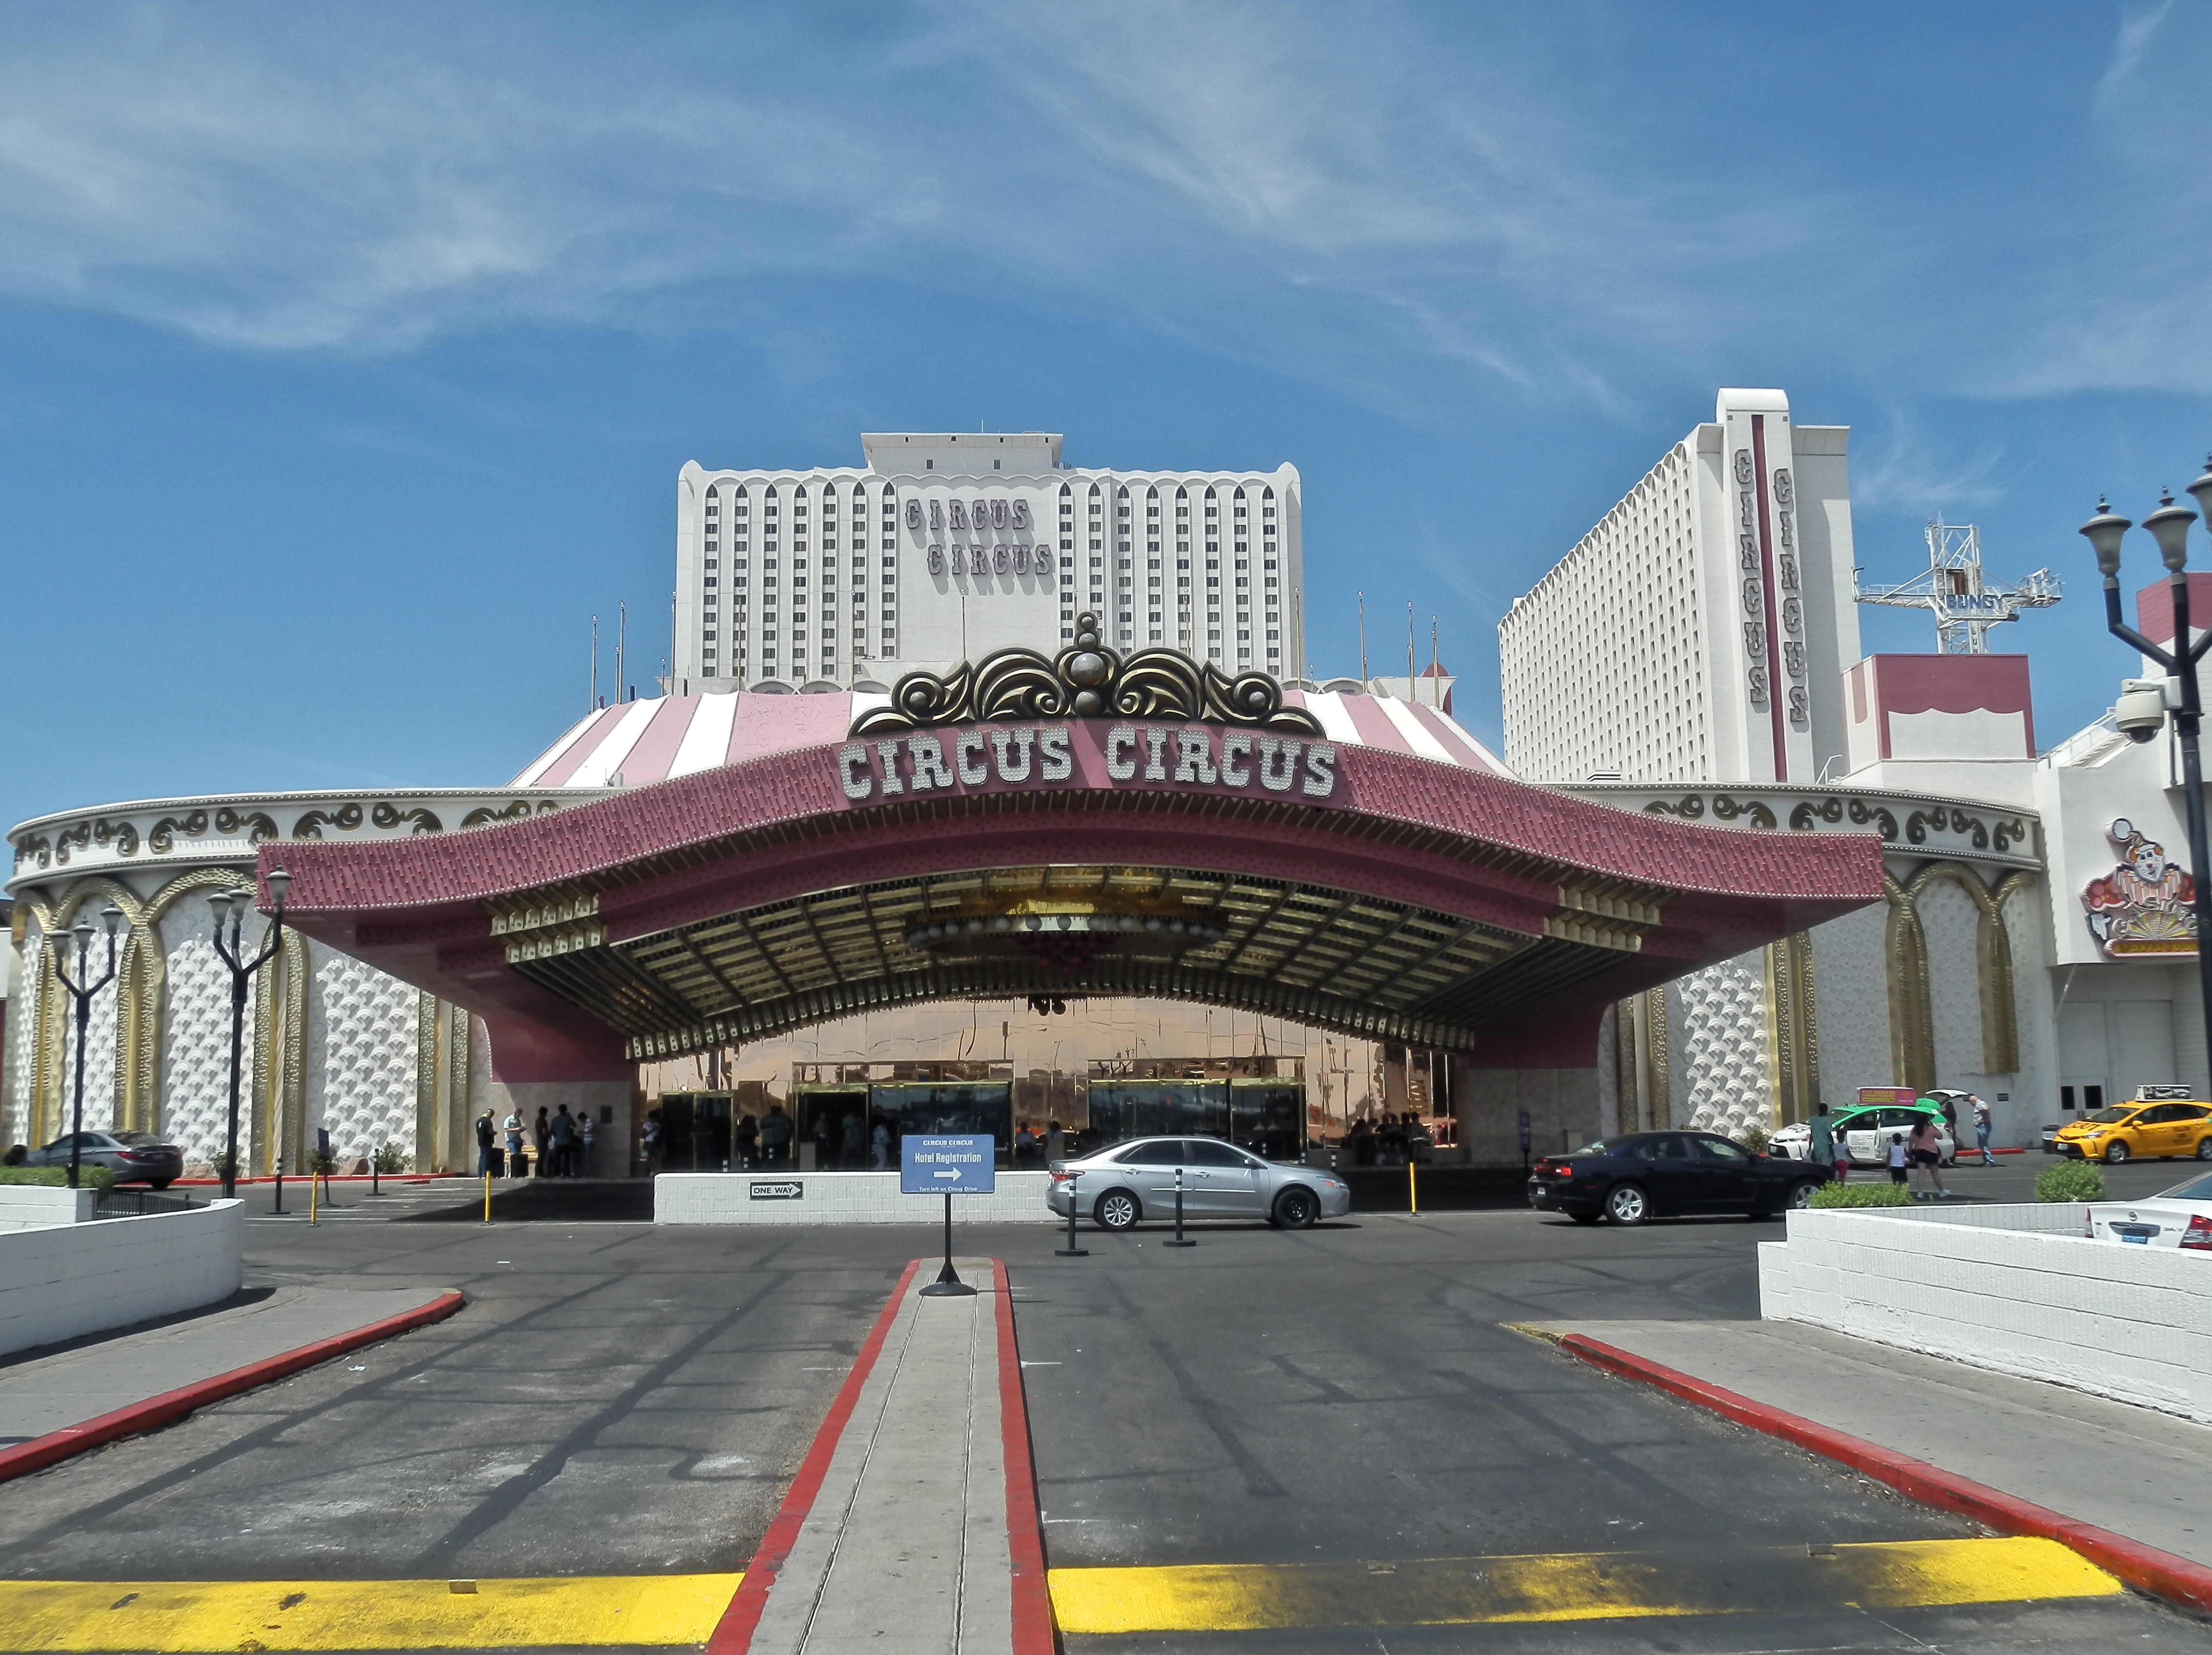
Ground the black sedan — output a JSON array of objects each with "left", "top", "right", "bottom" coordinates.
[{"left": 1527, "top": 1130, "right": 1834, "bottom": 1225}]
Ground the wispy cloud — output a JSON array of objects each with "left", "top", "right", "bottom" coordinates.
[{"left": 1850, "top": 425, "right": 2011, "bottom": 516}]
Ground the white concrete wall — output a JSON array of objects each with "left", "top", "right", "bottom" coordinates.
[
  {"left": 0, "top": 1199, "right": 243, "bottom": 1356},
  {"left": 0, "top": 1185, "right": 100, "bottom": 1229},
  {"left": 655, "top": 1170, "right": 1055, "bottom": 1225},
  {"left": 1759, "top": 1204, "right": 2212, "bottom": 1422}
]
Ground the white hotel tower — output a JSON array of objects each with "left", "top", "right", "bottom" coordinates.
[
  {"left": 1498, "top": 389, "right": 1859, "bottom": 784},
  {"left": 671, "top": 431, "right": 1304, "bottom": 691}
]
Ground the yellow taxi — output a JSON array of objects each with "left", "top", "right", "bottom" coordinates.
[{"left": 2054, "top": 1100, "right": 2212, "bottom": 1164}]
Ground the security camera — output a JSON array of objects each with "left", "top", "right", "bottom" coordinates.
[{"left": 2115, "top": 677, "right": 2178, "bottom": 744}]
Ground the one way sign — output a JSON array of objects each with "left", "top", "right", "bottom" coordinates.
[{"left": 900, "top": 1134, "right": 997, "bottom": 1195}]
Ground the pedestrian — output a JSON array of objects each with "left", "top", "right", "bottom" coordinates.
[
  {"left": 1014, "top": 1122, "right": 1039, "bottom": 1168},
  {"left": 533, "top": 1107, "right": 551, "bottom": 1177},
  {"left": 759, "top": 1102, "right": 793, "bottom": 1168},
  {"left": 1806, "top": 1101, "right": 1839, "bottom": 1186},
  {"left": 1972, "top": 1094, "right": 1994, "bottom": 1166},
  {"left": 841, "top": 1110, "right": 865, "bottom": 1170},
  {"left": 642, "top": 1109, "right": 664, "bottom": 1172},
  {"left": 735, "top": 1111, "right": 759, "bottom": 1170},
  {"left": 551, "top": 1105, "right": 577, "bottom": 1176},
  {"left": 1887, "top": 1131, "right": 1909, "bottom": 1188},
  {"left": 1045, "top": 1119, "right": 1065, "bottom": 1165},
  {"left": 1908, "top": 1115, "right": 1950, "bottom": 1199},
  {"left": 579, "top": 1110, "right": 597, "bottom": 1176},
  {"left": 871, "top": 1113, "right": 891, "bottom": 1171},
  {"left": 475, "top": 1109, "right": 499, "bottom": 1178},
  {"left": 504, "top": 1110, "right": 524, "bottom": 1176}
]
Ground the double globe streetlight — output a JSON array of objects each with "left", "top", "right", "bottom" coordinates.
[
  {"left": 208, "top": 869, "right": 290, "bottom": 1200},
  {"left": 2081, "top": 457, "right": 2212, "bottom": 1084}
]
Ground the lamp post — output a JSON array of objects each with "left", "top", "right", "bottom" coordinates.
[
  {"left": 210, "top": 868, "right": 290, "bottom": 1201},
  {"left": 2082, "top": 458, "right": 2212, "bottom": 1086},
  {"left": 49, "top": 905, "right": 124, "bottom": 1189}
]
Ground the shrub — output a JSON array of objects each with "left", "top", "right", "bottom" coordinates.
[
  {"left": 1809, "top": 1180, "right": 1915, "bottom": 1209},
  {"left": 1738, "top": 1124, "right": 1772, "bottom": 1155},
  {"left": 0, "top": 1164, "right": 116, "bottom": 1190},
  {"left": 2036, "top": 1161, "right": 2106, "bottom": 1203},
  {"left": 371, "top": 1142, "right": 409, "bottom": 1175}
]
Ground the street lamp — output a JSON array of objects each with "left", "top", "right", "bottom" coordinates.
[
  {"left": 2083, "top": 458, "right": 2212, "bottom": 1087},
  {"left": 209, "top": 867, "right": 290, "bottom": 1201},
  {"left": 49, "top": 904, "right": 124, "bottom": 1189}
]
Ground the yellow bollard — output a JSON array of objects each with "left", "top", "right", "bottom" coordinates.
[
  {"left": 483, "top": 1170, "right": 492, "bottom": 1222},
  {"left": 310, "top": 1170, "right": 318, "bottom": 1226},
  {"left": 1408, "top": 1156, "right": 1418, "bottom": 1216}
]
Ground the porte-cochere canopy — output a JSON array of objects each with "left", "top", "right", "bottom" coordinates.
[{"left": 264, "top": 699, "right": 1884, "bottom": 1074}]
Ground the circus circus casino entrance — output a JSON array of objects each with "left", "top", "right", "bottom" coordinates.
[{"left": 260, "top": 630, "right": 1885, "bottom": 1171}]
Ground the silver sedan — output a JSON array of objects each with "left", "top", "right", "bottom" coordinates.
[{"left": 1046, "top": 1136, "right": 1353, "bottom": 1230}]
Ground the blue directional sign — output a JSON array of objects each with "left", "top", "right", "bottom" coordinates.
[{"left": 901, "top": 1134, "right": 997, "bottom": 1195}]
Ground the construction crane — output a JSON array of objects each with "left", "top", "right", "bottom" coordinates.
[{"left": 1853, "top": 520, "right": 2060, "bottom": 654}]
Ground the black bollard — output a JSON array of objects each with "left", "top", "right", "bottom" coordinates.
[
  {"left": 272, "top": 1155, "right": 285, "bottom": 1215},
  {"left": 1167, "top": 1165, "right": 1195, "bottom": 1247},
  {"left": 1056, "top": 1169, "right": 1088, "bottom": 1257}
]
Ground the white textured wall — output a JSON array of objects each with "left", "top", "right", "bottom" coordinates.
[
  {"left": 1760, "top": 1204, "right": 2212, "bottom": 1423},
  {"left": 655, "top": 1170, "right": 1056, "bottom": 1225},
  {"left": 1917, "top": 877, "right": 1987, "bottom": 1088},
  {"left": 1809, "top": 903, "right": 1891, "bottom": 1107},
  {"left": 1675, "top": 951, "right": 1772, "bottom": 1134},
  {"left": 306, "top": 947, "right": 420, "bottom": 1164},
  {"left": 158, "top": 909, "right": 252, "bottom": 1175},
  {"left": 0, "top": 1200, "right": 243, "bottom": 1357}
]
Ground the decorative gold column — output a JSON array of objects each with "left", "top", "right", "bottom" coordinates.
[
  {"left": 415, "top": 990, "right": 440, "bottom": 1171},
  {"left": 1643, "top": 984, "right": 1670, "bottom": 1130},
  {"left": 1883, "top": 872, "right": 1936, "bottom": 1091},
  {"left": 1763, "top": 931, "right": 1821, "bottom": 1126}
]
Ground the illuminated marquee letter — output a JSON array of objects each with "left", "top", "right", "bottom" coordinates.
[
  {"left": 1302, "top": 743, "right": 1338, "bottom": 799},
  {"left": 927, "top": 546, "right": 945, "bottom": 575},
  {"left": 1172, "top": 730, "right": 1218, "bottom": 784},
  {"left": 1142, "top": 728, "right": 1169, "bottom": 781},
  {"left": 991, "top": 499, "right": 1009, "bottom": 529},
  {"left": 1256, "top": 738, "right": 1301, "bottom": 793},
  {"left": 874, "top": 739, "right": 906, "bottom": 796},
  {"left": 991, "top": 728, "right": 1034, "bottom": 782},
  {"left": 1011, "top": 499, "right": 1031, "bottom": 529},
  {"left": 1105, "top": 726, "right": 1138, "bottom": 780},
  {"left": 948, "top": 500, "right": 967, "bottom": 530},
  {"left": 1039, "top": 726, "right": 1073, "bottom": 780},
  {"left": 906, "top": 735, "right": 955, "bottom": 791},
  {"left": 954, "top": 731, "right": 990, "bottom": 785},
  {"left": 905, "top": 500, "right": 922, "bottom": 530},
  {"left": 837, "top": 744, "right": 873, "bottom": 801},
  {"left": 1219, "top": 732, "right": 1253, "bottom": 786}
]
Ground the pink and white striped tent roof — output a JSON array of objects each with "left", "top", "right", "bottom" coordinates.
[{"left": 511, "top": 687, "right": 1512, "bottom": 790}]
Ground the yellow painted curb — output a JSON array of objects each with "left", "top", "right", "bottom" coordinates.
[
  {"left": 0, "top": 1574, "right": 741, "bottom": 1652},
  {"left": 1047, "top": 1537, "right": 2121, "bottom": 1633}
]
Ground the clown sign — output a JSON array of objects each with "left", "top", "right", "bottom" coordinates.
[{"left": 2084, "top": 819, "right": 2197, "bottom": 957}]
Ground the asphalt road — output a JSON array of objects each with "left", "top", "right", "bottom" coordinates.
[{"left": 0, "top": 1180, "right": 2205, "bottom": 1652}]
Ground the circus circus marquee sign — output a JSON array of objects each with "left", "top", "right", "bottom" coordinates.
[{"left": 2084, "top": 818, "right": 2198, "bottom": 958}]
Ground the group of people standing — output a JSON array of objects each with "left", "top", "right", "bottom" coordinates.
[
  {"left": 474, "top": 1106, "right": 598, "bottom": 1178},
  {"left": 1800, "top": 1093, "right": 1995, "bottom": 1200},
  {"left": 1343, "top": 1111, "right": 1432, "bottom": 1167}
]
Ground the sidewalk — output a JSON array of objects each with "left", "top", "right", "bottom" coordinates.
[
  {"left": 1535, "top": 1318, "right": 2212, "bottom": 1606},
  {"left": 710, "top": 1257, "right": 1050, "bottom": 1655},
  {"left": 0, "top": 1284, "right": 461, "bottom": 1478}
]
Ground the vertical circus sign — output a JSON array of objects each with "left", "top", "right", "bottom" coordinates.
[{"left": 1735, "top": 436, "right": 1810, "bottom": 761}]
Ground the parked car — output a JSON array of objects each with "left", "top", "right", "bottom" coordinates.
[
  {"left": 2085, "top": 1170, "right": 2212, "bottom": 1250},
  {"left": 1047, "top": 1136, "right": 1352, "bottom": 1230},
  {"left": 2041, "top": 1123, "right": 2064, "bottom": 1155},
  {"left": 1526, "top": 1130, "right": 1833, "bottom": 1226},
  {"left": 23, "top": 1130, "right": 184, "bottom": 1187},
  {"left": 1769, "top": 1104, "right": 1955, "bottom": 1167},
  {"left": 2053, "top": 1101, "right": 2212, "bottom": 1164}
]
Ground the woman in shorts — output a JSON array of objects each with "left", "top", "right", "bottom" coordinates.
[{"left": 1908, "top": 1117, "right": 1949, "bottom": 1199}]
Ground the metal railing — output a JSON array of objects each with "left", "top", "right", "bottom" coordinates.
[{"left": 90, "top": 1187, "right": 199, "bottom": 1219}]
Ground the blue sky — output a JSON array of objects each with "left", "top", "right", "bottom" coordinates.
[{"left": 6, "top": 1, "right": 2212, "bottom": 833}]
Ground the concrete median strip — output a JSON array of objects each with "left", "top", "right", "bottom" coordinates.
[{"left": 1047, "top": 1537, "right": 2120, "bottom": 1633}]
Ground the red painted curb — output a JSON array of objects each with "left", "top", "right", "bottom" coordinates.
[
  {"left": 1557, "top": 1332, "right": 2212, "bottom": 1616},
  {"left": 0, "top": 1288, "right": 466, "bottom": 1486},
  {"left": 992, "top": 1261, "right": 1057, "bottom": 1655},
  {"left": 705, "top": 1259, "right": 922, "bottom": 1655}
]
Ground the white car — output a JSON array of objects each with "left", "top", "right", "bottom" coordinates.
[
  {"left": 2085, "top": 1171, "right": 2212, "bottom": 1251},
  {"left": 1769, "top": 1105, "right": 1956, "bottom": 1168}
]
